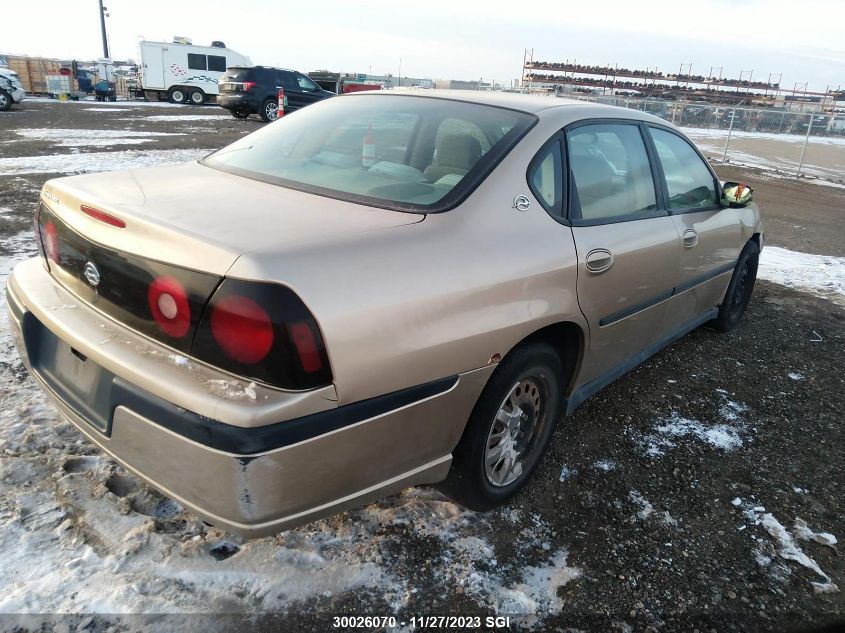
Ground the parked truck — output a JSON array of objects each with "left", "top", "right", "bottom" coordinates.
[
  {"left": 139, "top": 38, "right": 251, "bottom": 104},
  {"left": 0, "top": 67, "right": 26, "bottom": 111}
]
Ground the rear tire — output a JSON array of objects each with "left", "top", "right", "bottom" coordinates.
[
  {"left": 189, "top": 90, "right": 206, "bottom": 105},
  {"left": 0, "top": 90, "right": 11, "bottom": 111},
  {"left": 259, "top": 98, "right": 279, "bottom": 122},
  {"left": 168, "top": 88, "right": 187, "bottom": 104},
  {"left": 439, "top": 342, "right": 564, "bottom": 511},
  {"left": 712, "top": 240, "right": 759, "bottom": 332}
]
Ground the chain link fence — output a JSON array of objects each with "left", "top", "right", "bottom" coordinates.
[{"left": 563, "top": 94, "right": 845, "bottom": 183}]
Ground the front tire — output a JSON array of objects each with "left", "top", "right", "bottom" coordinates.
[
  {"left": 259, "top": 98, "right": 279, "bottom": 122},
  {"left": 712, "top": 240, "right": 759, "bottom": 332},
  {"left": 440, "top": 342, "right": 564, "bottom": 511}
]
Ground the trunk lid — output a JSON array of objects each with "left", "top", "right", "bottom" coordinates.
[
  {"left": 37, "top": 159, "right": 423, "bottom": 356},
  {"left": 42, "top": 160, "right": 423, "bottom": 276}
]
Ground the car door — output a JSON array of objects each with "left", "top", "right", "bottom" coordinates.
[
  {"left": 276, "top": 71, "right": 303, "bottom": 110},
  {"left": 294, "top": 73, "right": 324, "bottom": 106},
  {"left": 564, "top": 121, "right": 681, "bottom": 386},
  {"left": 645, "top": 126, "right": 741, "bottom": 327}
]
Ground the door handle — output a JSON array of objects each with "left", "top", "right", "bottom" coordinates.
[
  {"left": 585, "top": 248, "right": 614, "bottom": 273},
  {"left": 682, "top": 229, "right": 699, "bottom": 248}
]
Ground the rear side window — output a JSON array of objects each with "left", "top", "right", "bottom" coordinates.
[
  {"left": 648, "top": 128, "right": 718, "bottom": 211},
  {"left": 278, "top": 71, "right": 297, "bottom": 90},
  {"left": 207, "top": 55, "right": 227, "bottom": 72},
  {"left": 528, "top": 141, "right": 561, "bottom": 213},
  {"left": 566, "top": 123, "right": 657, "bottom": 222},
  {"left": 187, "top": 53, "right": 207, "bottom": 71}
]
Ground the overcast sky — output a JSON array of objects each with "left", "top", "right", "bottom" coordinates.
[{"left": 4, "top": 0, "right": 844, "bottom": 92}]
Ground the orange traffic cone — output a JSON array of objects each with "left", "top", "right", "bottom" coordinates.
[{"left": 277, "top": 88, "right": 287, "bottom": 119}]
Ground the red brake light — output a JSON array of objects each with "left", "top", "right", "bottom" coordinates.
[
  {"left": 289, "top": 322, "right": 322, "bottom": 373},
  {"left": 42, "top": 221, "right": 59, "bottom": 264},
  {"left": 243, "top": 81, "right": 256, "bottom": 92},
  {"left": 210, "top": 296, "right": 274, "bottom": 364},
  {"left": 81, "top": 205, "right": 126, "bottom": 228},
  {"left": 192, "top": 280, "right": 332, "bottom": 390},
  {"left": 148, "top": 276, "right": 191, "bottom": 338}
]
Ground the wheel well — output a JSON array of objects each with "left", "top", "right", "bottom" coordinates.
[{"left": 513, "top": 322, "right": 583, "bottom": 396}]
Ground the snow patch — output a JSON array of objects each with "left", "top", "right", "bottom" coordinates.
[
  {"left": 758, "top": 246, "right": 845, "bottom": 304},
  {"left": 0, "top": 149, "right": 211, "bottom": 175},
  {"left": 656, "top": 413, "right": 742, "bottom": 451},
  {"left": 142, "top": 114, "right": 230, "bottom": 122},
  {"left": 787, "top": 372, "right": 805, "bottom": 381},
  {"left": 628, "top": 490, "right": 653, "bottom": 520},
  {"left": 793, "top": 518, "right": 838, "bottom": 549},
  {"left": 742, "top": 505, "right": 839, "bottom": 594},
  {"left": 593, "top": 459, "right": 616, "bottom": 472},
  {"left": 559, "top": 465, "right": 576, "bottom": 482},
  {"left": 14, "top": 128, "right": 184, "bottom": 148}
]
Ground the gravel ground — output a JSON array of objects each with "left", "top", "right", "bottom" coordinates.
[{"left": 0, "top": 98, "right": 843, "bottom": 633}]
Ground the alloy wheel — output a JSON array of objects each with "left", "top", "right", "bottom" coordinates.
[{"left": 484, "top": 376, "right": 546, "bottom": 487}]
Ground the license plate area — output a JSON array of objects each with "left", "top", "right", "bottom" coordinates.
[{"left": 23, "top": 313, "right": 115, "bottom": 434}]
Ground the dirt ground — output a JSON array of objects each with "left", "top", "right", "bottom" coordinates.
[{"left": 0, "top": 99, "right": 843, "bottom": 632}]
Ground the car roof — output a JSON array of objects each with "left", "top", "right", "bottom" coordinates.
[
  {"left": 344, "top": 89, "right": 668, "bottom": 124},
  {"left": 229, "top": 65, "right": 297, "bottom": 73}
]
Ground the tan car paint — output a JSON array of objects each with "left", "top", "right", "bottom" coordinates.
[
  {"left": 7, "top": 93, "right": 764, "bottom": 535},
  {"left": 569, "top": 216, "right": 682, "bottom": 385},
  {"left": 7, "top": 262, "right": 494, "bottom": 536},
  {"left": 41, "top": 163, "right": 423, "bottom": 277}
]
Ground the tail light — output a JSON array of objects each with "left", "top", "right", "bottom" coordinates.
[
  {"left": 243, "top": 81, "right": 256, "bottom": 92},
  {"left": 192, "top": 279, "right": 332, "bottom": 390},
  {"left": 210, "top": 296, "right": 274, "bottom": 364},
  {"left": 40, "top": 220, "right": 60, "bottom": 264},
  {"left": 147, "top": 276, "right": 191, "bottom": 338}
]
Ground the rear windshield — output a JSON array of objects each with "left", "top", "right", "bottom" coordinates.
[
  {"left": 202, "top": 95, "right": 536, "bottom": 212},
  {"left": 221, "top": 67, "right": 251, "bottom": 82}
]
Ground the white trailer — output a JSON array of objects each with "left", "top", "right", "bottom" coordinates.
[{"left": 139, "top": 39, "right": 251, "bottom": 105}]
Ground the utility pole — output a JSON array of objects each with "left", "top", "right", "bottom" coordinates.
[{"left": 98, "top": 0, "right": 110, "bottom": 58}]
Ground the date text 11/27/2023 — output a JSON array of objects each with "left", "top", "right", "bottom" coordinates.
[{"left": 331, "top": 615, "right": 513, "bottom": 629}]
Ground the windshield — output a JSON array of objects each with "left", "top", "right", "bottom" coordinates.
[{"left": 203, "top": 95, "right": 536, "bottom": 212}]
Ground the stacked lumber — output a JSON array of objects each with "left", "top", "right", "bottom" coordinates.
[{"left": 4, "top": 55, "right": 63, "bottom": 94}]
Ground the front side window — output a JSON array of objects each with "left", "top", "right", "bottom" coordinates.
[
  {"left": 187, "top": 53, "right": 207, "bottom": 71},
  {"left": 567, "top": 123, "right": 657, "bottom": 222},
  {"left": 203, "top": 95, "right": 536, "bottom": 212},
  {"left": 649, "top": 128, "right": 718, "bottom": 210},
  {"left": 297, "top": 75, "right": 318, "bottom": 91},
  {"left": 207, "top": 55, "right": 227, "bottom": 72}
]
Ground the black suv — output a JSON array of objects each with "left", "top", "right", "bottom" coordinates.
[{"left": 218, "top": 66, "right": 333, "bottom": 121}]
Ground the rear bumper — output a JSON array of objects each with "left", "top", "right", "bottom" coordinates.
[
  {"left": 6, "top": 258, "right": 493, "bottom": 537},
  {"left": 217, "top": 94, "right": 255, "bottom": 112}
]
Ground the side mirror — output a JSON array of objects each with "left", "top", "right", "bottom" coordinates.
[{"left": 721, "top": 182, "right": 753, "bottom": 208}]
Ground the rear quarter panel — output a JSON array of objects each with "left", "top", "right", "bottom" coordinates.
[{"left": 227, "top": 112, "right": 589, "bottom": 405}]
